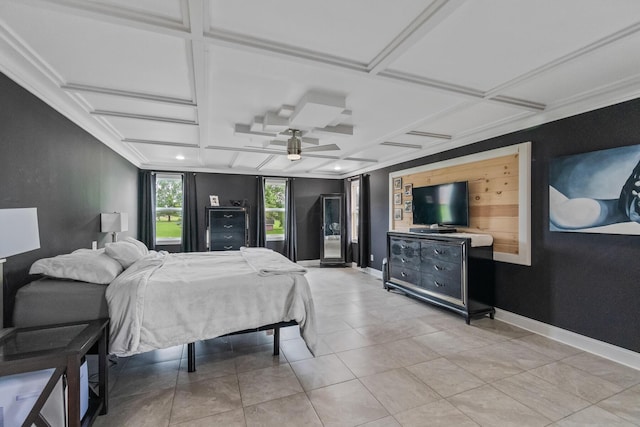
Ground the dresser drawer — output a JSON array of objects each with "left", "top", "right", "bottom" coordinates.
[
  {"left": 209, "top": 210, "right": 245, "bottom": 220},
  {"left": 389, "top": 238, "right": 421, "bottom": 268},
  {"left": 421, "top": 257, "right": 460, "bottom": 275},
  {"left": 420, "top": 270, "right": 462, "bottom": 300},
  {"left": 210, "top": 217, "right": 245, "bottom": 229},
  {"left": 389, "top": 264, "right": 421, "bottom": 286},
  {"left": 210, "top": 232, "right": 245, "bottom": 249},
  {"left": 209, "top": 241, "right": 244, "bottom": 251},
  {"left": 421, "top": 241, "right": 462, "bottom": 262}
]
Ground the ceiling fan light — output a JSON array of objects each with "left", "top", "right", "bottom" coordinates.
[{"left": 287, "top": 129, "right": 302, "bottom": 160}]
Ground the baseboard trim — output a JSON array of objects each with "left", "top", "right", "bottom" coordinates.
[
  {"left": 363, "top": 267, "right": 383, "bottom": 279},
  {"left": 495, "top": 308, "right": 640, "bottom": 371},
  {"left": 297, "top": 259, "right": 320, "bottom": 267}
]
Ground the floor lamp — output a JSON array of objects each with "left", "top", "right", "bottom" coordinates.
[{"left": 0, "top": 208, "right": 41, "bottom": 328}]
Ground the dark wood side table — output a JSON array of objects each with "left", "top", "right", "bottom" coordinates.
[{"left": 0, "top": 318, "right": 109, "bottom": 427}]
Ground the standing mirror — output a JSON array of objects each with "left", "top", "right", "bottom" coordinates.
[{"left": 320, "top": 193, "right": 345, "bottom": 266}]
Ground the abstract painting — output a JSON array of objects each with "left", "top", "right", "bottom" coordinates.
[{"left": 549, "top": 144, "right": 640, "bottom": 234}]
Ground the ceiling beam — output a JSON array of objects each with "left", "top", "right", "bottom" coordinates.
[
  {"left": 228, "top": 152, "right": 240, "bottom": 168},
  {"left": 256, "top": 155, "right": 277, "bottom": 171},
  {"left": 187, "top": 0, "right": 208, "bottom": 166},
  {"left": 12, "top": 0, "right": 189, "bottom": 37},
  {"left": 122, "top": 138, "right": 198, "bottom": 148},
  {"left": 367, "top": 0, "right": 466, "bottom": 75},
  {"left": 406, "top": 130, "right": 452, "bottom": 140},
  {"left": 380, "top": 141, "right": 423, "bottom": 149},
  {"left": 90, "top": 110, "right": 197, "bottom": 125},
  {"left": 204, "top": 27, "right": 368, "bottom": 73},
  {"left": 484, "top": 20, "right": 640, "bottom": 99},
  {"left": 61, "top": 83, "right": 196, "bottom": 106}
]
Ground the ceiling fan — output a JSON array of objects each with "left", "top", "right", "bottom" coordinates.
[{"left": 268, "top": 129, "right": 340, "bottom": 161}]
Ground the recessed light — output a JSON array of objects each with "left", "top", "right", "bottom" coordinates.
[{"left": 176, "top": 155, "right": 185, "bottom": 160}]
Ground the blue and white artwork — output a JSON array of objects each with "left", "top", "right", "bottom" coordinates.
[{"left": 549, "top": 144, "right": 640, "bottom": 234}]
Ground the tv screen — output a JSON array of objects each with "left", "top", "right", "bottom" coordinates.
[{"left": 412, "top": 181, "right": 469, "bottom": 226}]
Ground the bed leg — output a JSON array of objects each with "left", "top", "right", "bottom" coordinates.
[
  {"left": 187, "top": 342, "right": 196, "bottom": 372},
  {"left": 273, "top": 327, "right": 280, "bottom": 356}
]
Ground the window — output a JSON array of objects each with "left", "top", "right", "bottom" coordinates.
[
  {"left": 351, "top": 179, "right": 360, "bottom": 242},
  {"left": 155, "top": 173, "right": 183, "bottom": 245},
  {"left": 264, "top": 178, "right": 286, "bottom": 242}
]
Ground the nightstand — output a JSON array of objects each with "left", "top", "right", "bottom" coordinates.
[{"left": 0, "top": 318, "right": 109, "bottom": 427}]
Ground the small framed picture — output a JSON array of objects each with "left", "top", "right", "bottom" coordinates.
[
  {"left": 404, "top": 200, "right": 412, "bottom": 213},
  {"left": 393, "top": 177, "right": 402, "bottom": 190},
  {"left": 404, "top": 183, "right": 413, "bottom": 196},
  {"left": 209, "top": 195, "right": 219, "bottom": 206},
  {"left": 394, "top": 193, "right": 402, "bottom": 205},
  {"left": 394, "top": 208, "right": 402, "bottom": 221}
]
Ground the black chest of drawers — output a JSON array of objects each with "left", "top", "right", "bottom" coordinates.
[
  {"left": 385, "top": 232, "right": 494, "bottom": 324},
  {"left": 206, "top": 207, "right": 249, "bottom": 251}
]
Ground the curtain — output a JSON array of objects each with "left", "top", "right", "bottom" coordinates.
[
  {"left": 181, "top": 172, "right": 198, "bottom": 252},
  {"left": 357, "top": 174, "right": 370, "bottom": 268},
  {"left": 343, "top": 178, "right": 353, "bottom": 264},
  {"left": 284, "top": 178, "right": 297, "bottom": 262},
  {"left": 256, "top": 176, "right": 266, "bottom": 247},
  {"left": 139, "top": 170, "right": 156, "bottom": 250}
]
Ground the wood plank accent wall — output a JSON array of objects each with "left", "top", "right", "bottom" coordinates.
[{"left": 391, "top": 153, "right": 520, "bottom": 255}]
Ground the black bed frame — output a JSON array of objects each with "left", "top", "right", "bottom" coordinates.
[{"left": 186, "top": 320, "right": 298, "bottom": 372}]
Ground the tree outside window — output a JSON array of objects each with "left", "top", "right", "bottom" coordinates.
[
  {"left": 264, "top": 179, "right": 286, "bottom": 241},
  {"left": 155, "top": 174, "right": 183, "bottom": 245}
]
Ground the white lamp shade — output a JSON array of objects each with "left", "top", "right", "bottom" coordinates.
[
  {"left": 101, "top": 213, "right": 128, "bottom": 233},
  {"left": 0, "top": 208, "right": 41, "bottom": 259}
]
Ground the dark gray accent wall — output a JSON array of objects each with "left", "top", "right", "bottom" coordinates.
[
  {"left": 186, "top": 173, "right": 341, "bottom": 259},
  {"left": 0, "top": 73, "right": 139, "bottom": 325},
  {"left": 366, "top": 97, "right": 640, "bottom": 353},
  {"left": 294, "top": 178, "right": 343, "bottom": 260}
]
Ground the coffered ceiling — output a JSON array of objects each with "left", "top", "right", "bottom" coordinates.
[{"left": 2, "top": 0, "right": 640, "bottom": 178}]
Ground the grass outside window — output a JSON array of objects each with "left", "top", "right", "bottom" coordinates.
[{"left": 156, "top": 216, "right": 182, "bottom": 238}]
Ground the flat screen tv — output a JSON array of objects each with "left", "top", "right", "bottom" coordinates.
[{"left": 412, "top": 181, "right": 469, "bottom": 227}]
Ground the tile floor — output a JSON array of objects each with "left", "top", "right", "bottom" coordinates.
[{"left": 93, "top": 267, "right": 640, "bottom": 427}]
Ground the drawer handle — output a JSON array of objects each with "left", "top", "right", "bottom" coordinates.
[
  {"left": 433, "top": 249, "right": 443, "bottom": 255},
  {"left": 401, "top": 272, "right": 407, "bottom": 277},
  {"left": 434, "top": 280, "right": 444, "bottom": 287},
  {"left": 224, "top": 235, "right": 233, "bottom": 240},
  {"left": 401, "top": 245, "right": 406, "bottom": 249},
  {"left": 224, "top": 245, "right": 233, "bottom": 250},
  {"left": 433, "top": 265, "right": 444, "bottom": 271},
  {"left": 224, "top": 225, "right": 234, "bottom": 228},
  {"left": 224, "top": 214, "right": 233, "bottom": 218},
  {"left": 401, "top": 258, "right": 407, "bottom": 263}
]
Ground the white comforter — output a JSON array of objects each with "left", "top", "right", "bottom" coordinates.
[{"left": 106, "top": 249, "right": 317, "bottom": 357}]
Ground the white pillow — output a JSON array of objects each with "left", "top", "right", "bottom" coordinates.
[
  {"left": 105, "top": 239, "right": 147, "bottom": 269},
  {"left": 123, "top": 237, "right": 149, "bottom": 256},
  {"left": 30, "top": 249, "right": 123, "bottom": 284}
]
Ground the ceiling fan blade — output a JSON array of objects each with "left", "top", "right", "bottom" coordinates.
[
  {"left": 304, "top": 144, "right": 340, "bottom": 152},
  {"left": 300, "top": 136, "right": 320, "bottom": 146},
  {"left": 268, "top": 140, "right": 287, "bottom": 147}
]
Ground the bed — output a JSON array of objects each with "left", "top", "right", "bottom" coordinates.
[
  {"left": 14, "top": 240, "right": 317, "bottom": 371},
  {"left": 13, "top": 278, "right": 109, "bottom": 328}
]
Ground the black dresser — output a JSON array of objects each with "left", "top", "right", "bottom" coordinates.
[
  {"left": 206, "top": 207, "right": 249, "bottom": 251},
  {"left": 385, "top": 231, "right": 494, "bottom": 324}
]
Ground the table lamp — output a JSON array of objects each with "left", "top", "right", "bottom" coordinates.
[
  {"left": 101, "top": 212, "right": 128, "bottom": 242},
  {"left": 0, "top": 208, "right": 41, "bottom": 328}
]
